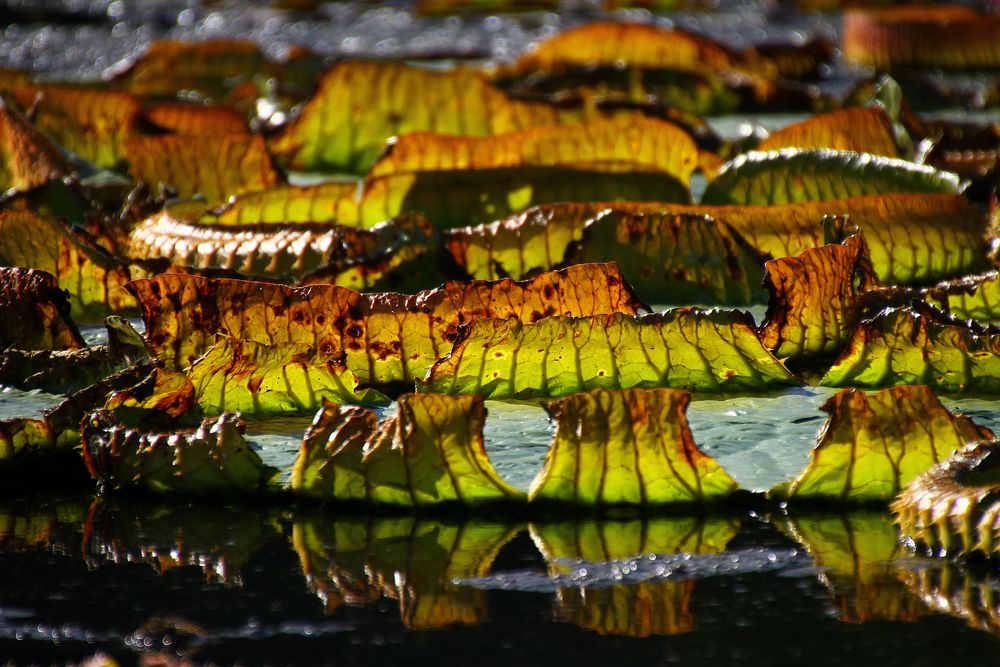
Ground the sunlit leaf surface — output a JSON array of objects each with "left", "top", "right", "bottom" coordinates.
[
  {"left": 822, "top": 307, "right": 1000, "bottom": 392},
  {"left": 292, "top": 394, "right": 523, "bottom": 506},
  {"left": 0, "top": 97, "right": 68, "bottom": 194},
  {"left": 528, "top": 388, "right": 738, "bottom": 506},
  {"left": 757, "top": 108, "right": 899, "bottom": 157},
  {"left": 423, "top": 309, "right": 798, "bottom": 399},
  {"left": 776, "top": 385, "right": 994, "bottom": 503}
]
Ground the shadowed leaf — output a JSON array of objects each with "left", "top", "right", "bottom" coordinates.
[
  {"left": 701, "top": 150, "right": 963, "bottom": 206},
  {"left": 775, "top": 385, "right": 993, "bottom": 503},
  {"left": 0, "top": 96, "right": 68, "bottom": 194},
  {"left": 143, "top": 101, "right": 249, "bottom": 136},
  {"left": 422, "top": 309, "right": 798, "bottom": 399},
  {"left": 528, "top": 388, "right": 738, "bottom": 506},
  {"left": 82, "top": 410, "right": 279, "bottom": 496},
  {"left": 0, "top": 267, "right": 84, "bottom": 350}
]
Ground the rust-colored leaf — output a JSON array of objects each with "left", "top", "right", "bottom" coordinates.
[
  {"left": 142, "top": 102, "right": 249, "bottom": 136},
  {"left": 0, "top": 96, "right": 68, "bottom": 194},
  {"left": 757, "top": 108, "right": 899, "bottom": 157},
  {"left": 0, "top": 267, "right": 83, "bottom": 351}
]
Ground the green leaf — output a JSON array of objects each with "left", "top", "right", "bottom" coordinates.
[
  {"left": 291, "top": 394, "right": 525, "bottom": 507},
  {"left": 422, "top": 309, "right": 798, "bottom": 399},
  {"left": 82, "top": 410, "right": 279, "bottom": 496},
  {"left": 528, "top": 388, "right": 739, "bottom": 506},
  {"left": 188, "top": 336, "right": 388, "bottom": 418},
  {"left": 701, "top": 150, "right": 963, "bottom": 205},
  {"left": 923, "top": 271, "right": 1000, "bottom": 323},
  {"left": 774, "top": 385, "right": 994, "bottom": 503},
  {"left": 821, "top": 307, "right": 1000, "bottom": 392}
]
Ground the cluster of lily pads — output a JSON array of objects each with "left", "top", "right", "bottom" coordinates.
[{"left": 5, "top": 7, "right": 1000, "bottom": 559}]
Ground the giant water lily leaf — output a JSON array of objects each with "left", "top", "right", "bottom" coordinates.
[
  {"left": 104, "top": 367, "right": 195, "bottom": 426},
  {"left": 143, "top": 101, "right": 249, "bottom": 136},
  {"left": 444, "top": 194, "right": 986, "bottom": 286},
  {"left": 924, "top": 272, "right": 1000, "bottom": 323},
  {"left": 367, "top": 117, "right": 699, "bottom": 185},
  {"left": 530, "top": 516, "right": 739, "bottom": 636},
  {"left": 0, "top": 267, "right": 84, "bottom": 350},
  {"left": 11, "top": 85, "right": 140, "bottom": 170},
  {"left": 0, "top": 96, "right": 68, "bottom": 194},
  {"left": 125, "top": 134, "right": 281, "bottom": 207},
  {"left": 893, "top": 441, "right": 1000, "bottom": 554},
  {"left": 757, "top": 108, "right": 900, "bottom": 157},
  {"left": 129, "top": 211, "right": 436, "bottom": 283},
  {"left": 359, "top": 165, "right": 691, "bottom": 229},
  {"left": 208, "top": 182, "right": 360, "bottom": 226},
  {"left": 577, "top": 210, "right": 766, "bottom": 305},
  {"left": 112, "top": 38, "right": 268, "bottom": 100},
  {"left": 0, "top": 211, "right": 136, "bottom": 320},
  {"left": 501, "top": 22, "right": 733, "bottom": 76},
  {"left": 528, "top": 388, "right": 738, "bottom": 506},
  {"left": 422, "top": 309, "right": 798, "bottom": 399},
  {"left": 759, "top": 235, "right": 878, "bottom": 360},
  {"left": 130, "top": 263, "right": 643, "bottom": 385},
  {"left": 843, "top": 7, "right": 1000, "bottom": 70},
  {"left": 821, "top": 307, "right": 1000, "bottom": 392},
  {"left": 270, "top": 60, "right": 568, "bottom": 173},
  {"left": 701, "top": 150, "right": 963, "bottom": 206},
  {"left": 292, "top": 515, "right": 519, "bottom": 627},
  {"left": 82, "top": 410, "right": 279, "bottom": 496},
  {"left": 781, "top": 512, "right": 928, "bottom": 622},
  {"left": 775, "top": 385, "right": 994, "bottom": 503},
  {"left": 292, "top": 394, "right": 524, "bottom": 507},
  {"left": 188, "top": 336, "right": 387, "bottom": 417}
]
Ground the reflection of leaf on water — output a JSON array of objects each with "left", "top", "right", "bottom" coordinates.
[
  {"left": 0, "top": 497, "right": 89, "bottom": 554},
  {"left": 780, "top": 511, "right": 928, "bottom": 623},
  {"left": 900, "top": 563, "right": 1000, "bottom": 637},
  {"left": 291, "top": 515, "right": 521, "bottom": 629},
  {"left": 530, "top": 516, "right": 738, "bottom": 637},
  {"left": 83, "top": 498, "right": 282, "bottom": 586}
]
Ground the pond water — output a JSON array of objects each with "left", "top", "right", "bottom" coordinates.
[{"left": 4, "top": 0, "right": 1000, "bottom": 664}]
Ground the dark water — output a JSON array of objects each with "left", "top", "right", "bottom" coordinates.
[{"left": 1, "top": 495, "right": 999, "bottom": 665}]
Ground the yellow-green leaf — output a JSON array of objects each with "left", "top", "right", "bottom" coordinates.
[
  {"left": 528, "top": 387, "right": 738, "bottom": 506},
  {"left": 757, "top": 108, "right": 900, "bottom": 156}
]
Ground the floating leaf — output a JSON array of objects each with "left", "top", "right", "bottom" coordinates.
[
  {"left": 292, "top": 515, "right": 518, "bottom": 627},
  {"left": 125, "top": 134, "right": 281, "bottom": 206},
  {"left": 531, "top": 516, "right": 738, "bottom": 636},
  {"left": 367, "top": 117, "right": 699, "bottom": 185},
  {"left": 822, "top": 307, "right": 1000, "bottom": 392},
  {"left": 82, "top": 410, "right": 278, "bottom": 496},
  {"left": 893, "top": 441, "right": 1000, "bottom": 554},
  {"left": 422, "top": 309, "right": 798, "bottom": 399},
  {"left": 775, "top": 385, "right": 993, "bottom": 503},
  {"left": 528, "top": 388, "right": 738, "bottom": 506},
  {"left": 292, "top": 394, "right": 524, "bottom": 507},
  {"left": 757, "top": 108, "right": 899, "bottom": 157},
  {"left": 113, "top": 38, "right": 268, "bottom": 100},
  {"left": 203, "top": 182, "right": 360, "bottom": 226},
  {"left": 501, "top": 22, "right": 733, "bottom": 76},
  {"left": 843, "top": 7, "right": 1000, "bottom": 70},
  {"left": 758, "top": 235, "right": 878, "bottom": 360},
  {"left": 11, "top": 85, "right": 140, "bottom": 170},
  {"left": 0, "top": 96, "right": 68, "bottom": 194},
  {"left": 270, "top": 60, "right": 567, "bottom": 173},
  {"left": 143, "top": 101, "right": 249, "bottom": 136},
  {"left": 104, "top": 367, "right": 195, "bottom": 424},
  {"left": 701, "top": 150, "right": 963, "bottom": 206},
  {"left": 0, "top": 211, "right": 136, "bottom": 320},
  {"left": 188, "top": 336, "right": 386, "bottom": 417},
  {"left": 129, "top": 211, "right": 435, "bottom": 283},
  {"left": 444, "top": 194, "right": 986, "bottom": 286},
  {"left": 130, "top": 263, "right": 643, "bottom": 385},
  {"left": 0, "top": 267, "right": 84, "bottom": 351},
  {"left": 923, "top": 272, "right": 1000, "bottom": 323},
  {"left": 781, "top": 512, "right": 928, "bottom": 622},
  {"left": 576, "top": 210, "right": 766, "bottom": 305}
]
